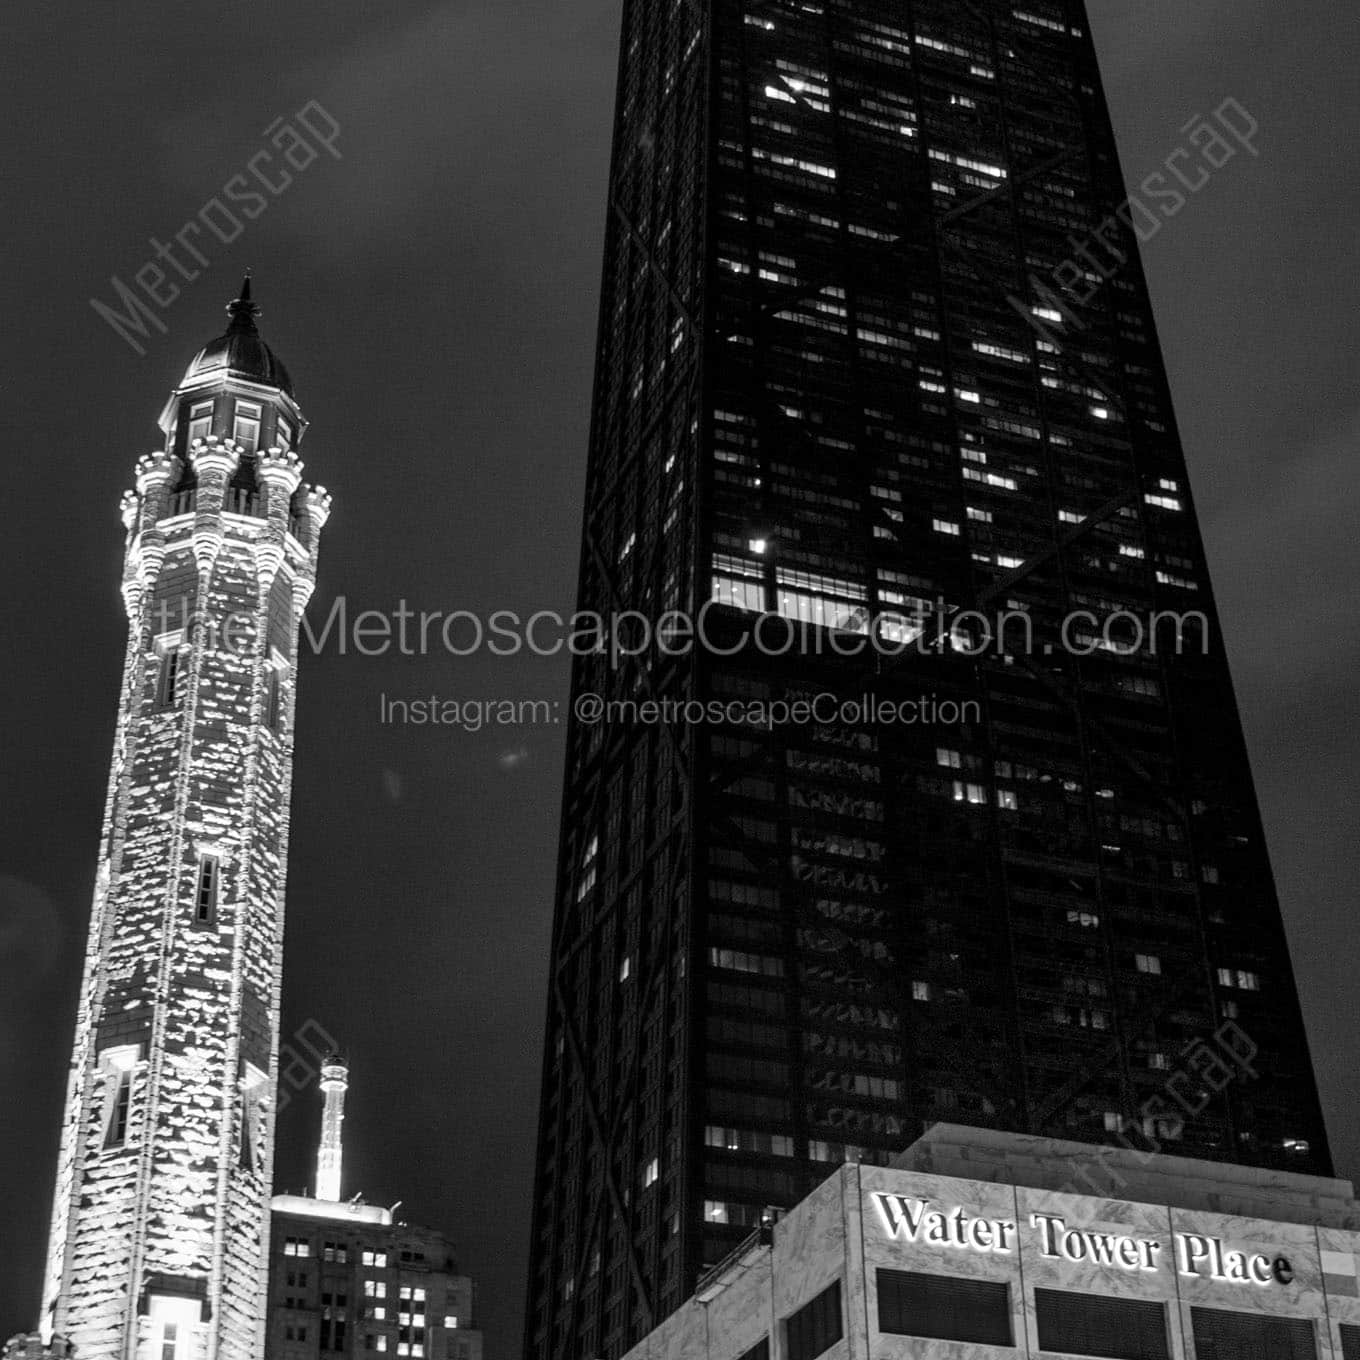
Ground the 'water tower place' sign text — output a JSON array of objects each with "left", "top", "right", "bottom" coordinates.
[{"left": 873, "top": 1195, "right": 1294, "bottom": 1288}]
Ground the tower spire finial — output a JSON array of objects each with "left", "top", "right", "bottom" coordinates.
[
  {"left": 226, "top": 273, "right": 260, "bottom": 334},
  {"left": 316, "top": 1056, "right": 350, "bottom": 1202}
]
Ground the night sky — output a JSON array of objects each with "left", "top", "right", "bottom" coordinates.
[{"left": 2, "top": 3, "right": 1357, "bottom": 1355}]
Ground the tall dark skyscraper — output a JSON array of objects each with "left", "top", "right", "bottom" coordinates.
[{"left": 525, "top": 2, "right": 1331, "bottom": 1356}]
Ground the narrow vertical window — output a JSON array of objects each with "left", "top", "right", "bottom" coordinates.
[
  {"left": 109, "top": 1069, "right": 133, "bottom": 1146},
  {"left": 276, "top": 417, "right": 294, "bottom": 449},
  {"left": 160, "top": 1323, "right": 178, "bottom": 1360},
  {"left": 100, "top": 1044, "right": 140, "bottom": 1150},
  {"left": 155, "top": 636, "right": 184, "bottom": 709},
  {"left": 194, "top": 855, "right": 219, "bottom": 926},
  {"left": 187, "top": 400, "right": 213, "bottom": 444},
  {"left": 162, "top": 650, "right": 180, "bottom": 705},
  {"left": 233, "top": 400, "right": 262, "bottom": 448},
  {"left": 265, "top": 659, "right": 287, "bottom": 731}
]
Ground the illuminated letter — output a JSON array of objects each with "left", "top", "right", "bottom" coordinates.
[
  {"left": 1031, "top": 1212, "right": 1064, "bottom": 1257},
  {"left": 874, "top": 1194, "right": 927, "bottom": 1240}
]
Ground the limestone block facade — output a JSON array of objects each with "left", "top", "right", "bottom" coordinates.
[{"left": 38, "top": 284, "right": 330, "bottom": 1360}]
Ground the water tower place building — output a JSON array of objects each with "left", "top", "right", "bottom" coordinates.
[{"left": 621, "top": 1125, "right": 1360, "bottom": 1360}]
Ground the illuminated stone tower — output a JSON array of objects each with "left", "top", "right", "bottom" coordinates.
[
  {"left": 315, "top": 1058, "right": 349, "bottom": 1202},
  {"left": 39, "top": 281, "right": 331, "bottom": 1360}
]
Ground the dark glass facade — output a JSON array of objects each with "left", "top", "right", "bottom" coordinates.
[{"left": 524, "top": 2, "right": 1331, "bottom": 1356}]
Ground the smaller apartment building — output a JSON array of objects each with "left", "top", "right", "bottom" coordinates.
[
  {"left": 266, "top": 1197, "right": 482, "bottom": 1360},
  {"left": 622, "top": 1125, "right": 1360, "bottom": 1360}
]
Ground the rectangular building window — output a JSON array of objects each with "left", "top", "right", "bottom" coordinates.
[
  {"left": 194, "top": 855, "right": 219, "bottom": 926},
  {"left": 155, "top": 638, "right": 184, "bottom": 709},
  {"left": 265, "top": 658, "right": 288, "bottom": 731},
  {"left": 100, "top": 1045, "right": 140, "bottom": 1150},
  {"left": 233, "top": 400, "right": 262, "bottom": 448},
  {"left": 1190, "top": 1306, "right": 1316, "bottom": 1359},
  {"left": 1339, "top": 1322, "right": 1360, "bottom": 1360},
  {"left": 776, "top": 567, "right": 868, "bottom": 634},
  {"left": 188, "top": 400, "right": 213, "bottom": 444},
  {"left": 108, "top": 1068, "right": 133, "bottom": 1147},
  {"left": 1035, "top": 1288, "right": 1170, "bottom": 1360},
  {"left": 785, "top": 1281, "right": 842, "bottom": 1360},
  {"left": 160, "top": 1323, "right": 177, "bottom": 1360},
  {"left": 712, "top": 555, "right": 766, "bottom": 613},
  {"left": 876, "top": 1270, "right": 1011, "bottom": 1346}
]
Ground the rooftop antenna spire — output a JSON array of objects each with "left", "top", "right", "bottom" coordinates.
[
  {"left": 225, "top": 271, "right": 260, "bottom": 333},
  {"left": 315, "top": 1055, "right": 350, "bottom": 1202}
]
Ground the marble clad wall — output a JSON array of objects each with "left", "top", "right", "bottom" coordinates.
[
  {"left": 657, "top": 1289, "right": 713, "bottom": 1360},
  {"left": 704, "top": 1249, "right": 774, "bottom": 1360},
  {"left": 1015, "top": 1184, "right": 1182, "bottom": 1357},
  {"left": 858, "top": 1162, "right": 1029, "bottom": 1359},
  {"left": 855, "top": 1162, "right": 1357, "bottom": 1358},
  {"left": 623, "top": 1157, "right": 1360, "bottom": 1360},
  {"left": 770, "top": 1168, "right": 852, "bottom": 1360},
  {"left": 1319, "top": 1224, "right": 1360, "bottom": 1355}
]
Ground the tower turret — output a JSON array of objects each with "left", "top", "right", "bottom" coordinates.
[
  {"left": 39, "top": 282, "right": 332, "bottom": 1360},
  {"left": 315, "top": 1057, "right": 350, "bottom": 1202}
]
